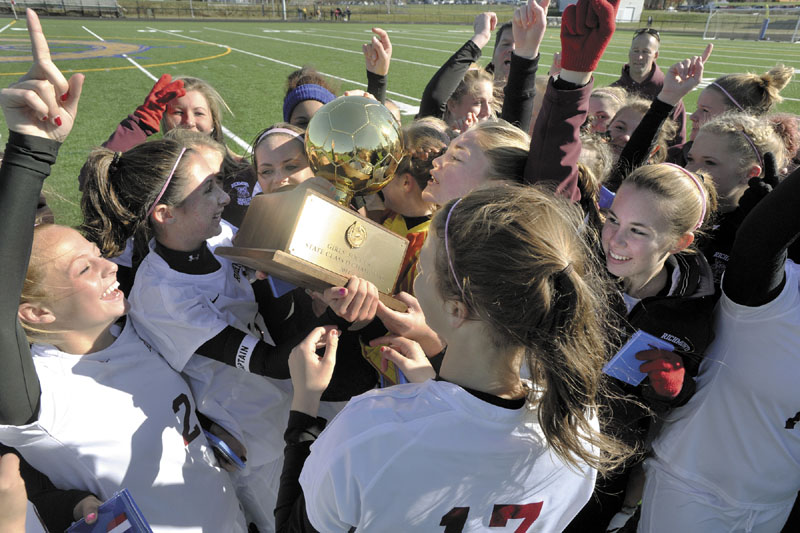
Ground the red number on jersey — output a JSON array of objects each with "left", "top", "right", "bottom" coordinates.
[
  {"left": 489, "top": 503, "right": 543, "bottom": 532},
  {"left": 172, "top": 393, "right": 201, "bottom": 445},
  {"left": 440, "top": 502, "right": 542, "bottom": 532}
]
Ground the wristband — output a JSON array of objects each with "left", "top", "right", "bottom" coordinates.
[{"left": 235, "top": 335, "right": 260, "bottom": 372}]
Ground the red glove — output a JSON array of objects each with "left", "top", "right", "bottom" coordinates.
[
  {"left": 133, "top": 74, "right": 185, "bottom": 133},
  {"left": 636, "top": 349, "right": 685, "bottom": 399},
  {"left": 560, "top": 0, "right": 620, "bottom": 72}
]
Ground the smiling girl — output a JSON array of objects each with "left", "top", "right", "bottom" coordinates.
[
  {"left": 250, "top": 123, "right": 314, "bottom": 195},
  {"left": 0, "top": 10, "right": 246, "bottom": 532},
  {"left": 575, "top": 163, "right": 720, "bottom": 529},
  {"left": 686, "top": 112, "right": 786, "bottom": 285}
]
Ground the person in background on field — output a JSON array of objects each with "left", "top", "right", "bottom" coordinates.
[{"left": 611, "top": 28, "right": 686, "bottom": 146}]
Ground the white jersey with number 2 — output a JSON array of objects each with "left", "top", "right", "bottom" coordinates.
[{"left": 0, "top": 320, "right": 246, "bottom": 533}]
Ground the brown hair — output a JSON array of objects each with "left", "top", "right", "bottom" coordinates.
[
  {"left": 285, "top": 66, "right": 338, "bottom": 96},
  {"left": 699, "top": 112, "right": 787, "bottom": 177},
  {"left": 590, "top": 86, "right": 628, "bottom": 122},
  {"left": 623, "top": 163, "right": 718, "bottom": 239},
  {"left": 395, "top": 119, "right": 452, "bottom": 191},
  {"left": 708, "top": 64, "right": 793, "bottom": 116},
  {"left": 250, "top": 122, "right": 306, "bottom": 169},
  {"left": 80, "top": 139, "right": 193, "bottom": 259},
  {"left": 432, "top": 184, "right": 631, "bottom": 474},
  {"left": 469, "top": 118, "right": 530, "bottom": 183},
  {"left": 445, "top": 67, "right": 494, "bottom": 123},
  {"left": 160, "top": 76, "right": 231, "bottom": 145},
  {"left": 612, "top": 96, "right": 677, "bottom": 163}
]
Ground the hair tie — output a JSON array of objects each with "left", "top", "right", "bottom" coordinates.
[
  {"left": 710, "top": 82, "right": 745, "bottom": 111},
  {"left": 147, "top": 147, "right": 187, "bottom": 218},
  {"left": 662, "top": 163, "right": 707, "bottom": 231},
  {"left": 740, "top": 130, "right": 764, "bottom": 170},
  {"left": 444, "top": 198, "right": 464, "bottom": 294},
  {"left": 110, "top": 151, "right": 122, "bottom": 174},
  {"left": 255, "top": 127, "right": 304, "bottom": 148},
  {"left": 283, "top": 84, "right": 336, "bottom": 122}
]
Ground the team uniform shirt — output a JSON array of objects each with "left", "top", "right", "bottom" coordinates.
[
  {"left": 0, "top": 320, "right": 246, "bottom": 533},
  {"left": 129, "top": 243, "right": 291, "bottom": 469},
  {"left": 110, "top": 220, "right": 236, "bottom": 269},
  {"left": 650, "top": 261, "right": 800, "bottom": 509},
  {"left": 299, "top": 379, "right": 597, "bottom": 532}
]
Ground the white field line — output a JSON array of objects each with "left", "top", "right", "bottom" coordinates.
[
  {"left": 145, "top": 27, "right": 422, "bottom": 105},
  {"left": 81, "top": 26, "right": 251, "bottom": 152},
  {"left": 318, "top": 26, "right": 800, "bottom": 69},
  {"left": 204, "top": 27, "right": 439, "bottom": 69},
  {"left": 0, "top": 21, "right": 15, "bottom": 34}
]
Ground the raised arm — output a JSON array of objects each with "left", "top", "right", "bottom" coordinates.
[
  {"left": 0, "top": 9, "right": 82, "bottom": 426},
  {"left": 417, "top": 12, "right": 496, "bottom": 119},
  {"left": 723, "top": 160, "right": 800, "bottom": 307},
  {"left": 499, "top": 0, "right": 548, "bottom": 132},
  {"left": 607, "top": 45, "right": 712, "bottom": 191},
  {"left": 363, "top": 28, "right": 391, "bottom": 105},
  {"left": 524, "top": 0, "right": 620, "bottom": 201}
]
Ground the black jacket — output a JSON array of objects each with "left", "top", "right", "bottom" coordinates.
[{"left": 624, "top": 252, "right": 717, "bottom": 412}]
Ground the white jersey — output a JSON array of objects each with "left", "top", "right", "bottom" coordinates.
[
  {"left": 128, "top": 244, "right": 291, "bottom": 468},
  {"left": 110, "top": 220, "right": 235, "bottom": 268},
  {"left": 651, "top": 260, "right": 800, "bottom": 509},
  {"left": 0, "top": 320, "right": 246, "bottom": 533},
  {"left": 300, "top": 379, "right": 597, "bottom": 532}
]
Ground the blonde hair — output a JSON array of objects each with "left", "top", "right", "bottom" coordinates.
[
  {"left": 161, "top": 76, "right": 232, "bottom": 145},
  {"left": 699, "top": 112, "right": 787, "bottom": 177},
  {"left": 469, "top": 118, "right": 530, "bottom": 183},
  {"left": 623, "top": 163, "right": 718, "bottom": 238},
  {"left": 591, "top": 86, "right": 628, "bottom": 118},
  {"left": 432, "top": 184, "right": 631, "bottom": 474},
  {"left": 709, "top": 64, "right": 793, "bottom": 116},
  {"left": 19, "top": 224, "right": 53, "bottom": 342}
]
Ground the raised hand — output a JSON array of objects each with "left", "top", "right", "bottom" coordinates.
[
  {"left": 0, "top": 9, "right": 83, "bottom": 141},
  {"left": 363, "top": 27, "right": 392, "bottom": 76},
  {"left": 512, "top": 0, "right": 550, "bottom": 59},
  {"left": 560, "top": 0, "right": 621, "bottom": 75},
  {"left": 659, "top": 44, "right": 713, "bottom": 106},
  {"left": 134, "top": 74, "right": 185, "bottom": 133},
  {"left": 289, "top": 327, "right": 339, "bottom": 415},
  {"left": 470, "top": 12, "right": 498, "bottom": 49}
]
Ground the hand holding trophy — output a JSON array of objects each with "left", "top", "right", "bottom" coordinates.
[{"left": 217, "top": 96, "right": 408, "bottom": 310}]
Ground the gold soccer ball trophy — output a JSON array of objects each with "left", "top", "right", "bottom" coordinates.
[{"left": 305, "top": 95, "right": 404, "bottom": 206}]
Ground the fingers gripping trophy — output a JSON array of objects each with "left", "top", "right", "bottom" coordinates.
[{"left": 217, "top": 96, "right": 408, "bottom": 310}]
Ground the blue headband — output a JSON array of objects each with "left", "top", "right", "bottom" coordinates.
[{"left": 283, "top": 84, "right": 336, "bottom": 122}]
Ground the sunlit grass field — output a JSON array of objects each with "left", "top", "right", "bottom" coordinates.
[{"left": 0, "top": 16, "right": 797, "bottom": 225}]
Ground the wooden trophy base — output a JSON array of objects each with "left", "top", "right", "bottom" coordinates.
[{"left": 216, "top": 183, "right": 409, "bottom": 312}]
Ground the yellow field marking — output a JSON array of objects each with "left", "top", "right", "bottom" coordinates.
[{"left": 0, "top": 45, "right": 231, "bottom": 75}]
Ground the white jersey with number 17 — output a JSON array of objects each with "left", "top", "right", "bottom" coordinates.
[{"left": 300, "top": 379, "right": 597, "bottom": 532}]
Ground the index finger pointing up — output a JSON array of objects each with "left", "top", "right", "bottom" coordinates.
[{"left": 26, "top": 9, "right": 51, "bottom": 65}]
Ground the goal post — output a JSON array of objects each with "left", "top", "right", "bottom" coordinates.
[{"left": 703, "top": 6, "right": 800, "bottom": 43}]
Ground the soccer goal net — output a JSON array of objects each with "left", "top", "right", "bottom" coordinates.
[{"left": 703, "top": 6, "right": 800, "bottom": 43}]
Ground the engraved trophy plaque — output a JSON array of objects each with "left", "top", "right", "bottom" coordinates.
[{"left": 216, "top": 96, "right": 409, "bottom": 310}]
